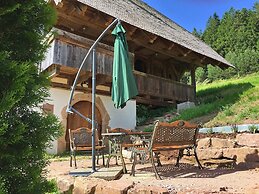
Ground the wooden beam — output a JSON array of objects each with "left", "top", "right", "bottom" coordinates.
[
  {"left": 190, "top": 67, "right": 196, "bottom": 103},
  {"left": 184, "top": 50, "right": 192, "bottom": 57},
  {"left": 87, "top": 74, "right": 111, "bottom": 88},
  {"left": 57, "top": 12, "right": 107, "bottom": 33},
  {"left": 149, "top": 35, "right": 158, "bottom": 44},
  {"left": 127, "top": 33, "right": 202, "bottom": 67},
  {"left": 67, "top": 75, "right": 76, "bottom": 86},
  {"left": 47, "top": 65, "right": 60, "bottom": 78},
  {"left": 77, "top": 72, "right": 92, "bottom": 85},
  {"left": 128, "top": 27, "right": 138, "bottom": 37},
  {"left": 168, "top": 43, "right": 175, "bottom": 51},
  {"left": 51, "top": 82, "right": 111, "bottom": 96},
  {"left": 200, "top": 56, "right": 206, "bottom": 63},
  {"left": 105, "top": 17, "right": 114, "bottom": 26},
  {"left": 134, "top": 46, "right": 145, "bottom": 53},
  {"left": 75, "top": 3, "right": 88, "bottom": 15}
]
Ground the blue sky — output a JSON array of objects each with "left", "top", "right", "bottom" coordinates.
[{"left": 142, "top": 0, "right": 258, "bottom": 32}]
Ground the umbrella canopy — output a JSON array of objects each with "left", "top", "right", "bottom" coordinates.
[{"left": 111, "top": 23, "right": 138, "bottom": 109}]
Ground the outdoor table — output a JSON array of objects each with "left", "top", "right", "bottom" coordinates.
[
  {"left": 126, "top": 131, "right": 152, "bottom": 164},
  {"left": 127, "top": 131, "right": 152, "bottom": 145},
  {"left": 102, "top": 132, "right": 127, "bottom": 173}
]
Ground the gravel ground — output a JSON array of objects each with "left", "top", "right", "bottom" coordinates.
[{"left": 47, "top": 157, "right": 259, "bottom": 194}]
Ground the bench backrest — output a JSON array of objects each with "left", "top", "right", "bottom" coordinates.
[
  {"left": 69, "top": 127, "right": 99, "bottom": 147},
  {"left": 150, "top": 120, "right": 199, "bottom": 148}
]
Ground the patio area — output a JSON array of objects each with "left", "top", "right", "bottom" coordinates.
[{"left": 47, "top": 155, "right": 259, "bottom": 194}]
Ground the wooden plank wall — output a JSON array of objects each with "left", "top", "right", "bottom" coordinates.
[
  {"left": 41, "top": 42, "right": 55, "bottom": 71},
  {"left": 52, "top": 39, "right": 114, "bottom": 75},
  {"left": 41, "top": 29, "right": 195, "bottom": 105},
  {"left": 134, "top": 71, "right": 194, "bottom": 102},
  {"left": 41, "top": 29, "right": 134, "bottom": 76}
]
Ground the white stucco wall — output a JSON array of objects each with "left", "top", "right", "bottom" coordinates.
[
  {"left": 46, "top": 87, "right": 136, "bottom": 154},
  {"left": 46, "top": 88, "right": 71, "bottom": 154},
  {"left": 99, "top": 95, "right": 136, "bottom": 129}
]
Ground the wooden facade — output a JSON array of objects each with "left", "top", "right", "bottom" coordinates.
[
  {"left": 43, "top": 0, "right": 232, "bottom": 106},
  {"left": 42, "top": 28, "right": 194, "bottom": 106}
]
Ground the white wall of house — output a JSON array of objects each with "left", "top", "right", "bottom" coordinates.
[
  {"left": 46, "top": 87, "right": 136, "bottom": 154},
  {"left": 99, "top": 95, "right": 136, "bottom": 129}
]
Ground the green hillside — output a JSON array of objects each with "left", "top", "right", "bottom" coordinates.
[{"left": 170, "top": 73, "right": 259, "bottom": 127}]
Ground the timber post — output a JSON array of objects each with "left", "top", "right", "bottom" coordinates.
[{"left": 190, "top": 66, "right": 196, "bottom": 104}]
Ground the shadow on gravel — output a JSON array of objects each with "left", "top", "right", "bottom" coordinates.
[{"left": 138, "top": 157, "right": 259, "bottom": 179}]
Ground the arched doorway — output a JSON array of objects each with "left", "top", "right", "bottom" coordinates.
[{"left": 65, "top": 101, "right": 102, "bottom": 150}]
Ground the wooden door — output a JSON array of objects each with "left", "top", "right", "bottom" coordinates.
[{"left": 66, "top": 101, "right": 102, "bottom": 150}]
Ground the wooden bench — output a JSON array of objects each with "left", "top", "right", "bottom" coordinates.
[
  {"left": 69, "top": 127, "right": 105, "bottom": 168},
  {"left": 131, "top": 120, "right": 203, "bottom": 179}
]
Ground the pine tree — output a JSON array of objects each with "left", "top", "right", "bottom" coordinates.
[
  {"left": 202, "top": 13, "right": 220, "bottom": 50},
  {"left": 197, "top": 3, "right": 259, "bottom": 81}
]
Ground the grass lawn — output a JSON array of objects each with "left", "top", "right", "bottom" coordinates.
[{"left": 170, "top": 73, "right": 259, "bottom": 127}]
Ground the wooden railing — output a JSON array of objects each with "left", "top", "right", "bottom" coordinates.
[{"left": 134, "top": 71, "right": 194, "bottom": 102}]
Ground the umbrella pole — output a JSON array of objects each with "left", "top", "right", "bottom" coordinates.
[
  {"left": 92, "top": 48, "right": 97, "bottom": 172},
  {"left": 65, "top": 18, "right": 120, "bottom": 172}
]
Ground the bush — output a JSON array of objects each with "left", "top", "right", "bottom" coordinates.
[
  {"left": 248, "top": 125, "right": 259, "bottom": 133},
  {"left": 136, "top": 104, "right": 174, "bottom": 126},
  {"left": 231, "top": 124, "right": 239, "bottom": 133}
]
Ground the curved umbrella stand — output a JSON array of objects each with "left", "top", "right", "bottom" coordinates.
[{"left": 66, "top": 18, "right": 119, "bottom": 172}]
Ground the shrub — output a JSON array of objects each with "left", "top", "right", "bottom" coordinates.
[
  {"left": 207, "top": 128, "right": 214, "bottom": 134},
  {"left": 0, "top": 1, "right": 62, "bottom": 193},
  {"left": 231, "top": 124, "right": 239, "bottom": 133},
  {"left": 248, "top": 125, "right": 259, "bottom": 133}
]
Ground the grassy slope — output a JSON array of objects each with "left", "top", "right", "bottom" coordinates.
[{"left": 170, "top": 73, "right": 259, "bottom": 127}]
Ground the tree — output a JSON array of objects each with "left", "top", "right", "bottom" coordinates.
[
  {"left": 202, "top": 13, "right": 220, "bottom": 49},
  {"left": 196, "top": 3, "right": 259, "bottom": 81},
  {"left": 0, "top": 1, "right": 61, "bottom": 194},
  {"left": 192, "top": 28, "right": 202, "bottom": 39}
]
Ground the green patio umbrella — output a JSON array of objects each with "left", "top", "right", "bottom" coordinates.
[{"left": 111, "top": 23, "right": 138, "bottom": 109}]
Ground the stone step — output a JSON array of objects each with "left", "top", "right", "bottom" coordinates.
[
  {"left": 69, "top": 166, "right": 123, "bottom": 181},
  {"left": 89, "top": 166, "right": 123, "bottom": 180}
]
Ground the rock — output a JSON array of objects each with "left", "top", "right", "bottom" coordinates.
[
  {"left": 223, "top": 147, "right": 259, "bottom": 163},
  {"left": 210, "top": 138, "right": 235, "bottom": 148},
  {"left": 197, "top": 138, "right": 211, "bottom": 149},
  {"left": 128, "top": 184, "right": 169, "bottom": 194},
  {"left": 56, "top": 176, "right": 74, "bottom": 194},
  {"left": 160, "top": 151, "right": 178, "bottom": 160},
  {"left": 177, "top": 101, "right": 195, "bottom": 113},
  {"left": 245, "top": 185, "right": 259, "bottom": 194},
  {"left": 95, "top": 179, "right": 133, "bottom": 194},
  {"left": 197, "top": 148, "right": 223, "bottom": 160},
  {"left": 73, "top": 177, "right": 106, "bottom": 194},
  {"left": 236, "top": 133, "right": 259, "bottom": 147}
]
